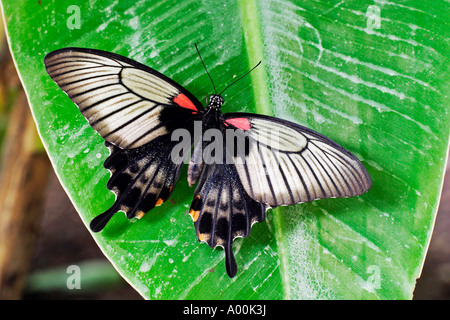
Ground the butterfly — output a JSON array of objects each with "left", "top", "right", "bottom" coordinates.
[{"left": 44, "top": 46, "right": 372, "bottom": 278}]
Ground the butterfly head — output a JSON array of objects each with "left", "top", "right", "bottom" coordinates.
[{"left": 208, "top": 94, "right": 224, "bottom": 110}]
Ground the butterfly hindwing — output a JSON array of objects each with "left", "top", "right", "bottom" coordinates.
[
  {"left": 90, "top": 136, "right": 183, "bottom": 232},
  {"left": 189, "top": 162, "right": 266, "bottom": 277},
  {"left": 223, "top": 113, "right": 372, "bottom": 207},
  {"left": 188, "top": 124, "right": 266, "bottom": 277},
  {"left": 44, "top": 47, "right": 203, "bottom": 149}
]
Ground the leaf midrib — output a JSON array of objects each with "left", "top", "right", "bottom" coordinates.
[{"left": 237, "top": 0, "right": 291, "bottom": 299}]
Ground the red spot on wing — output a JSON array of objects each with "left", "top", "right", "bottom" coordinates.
[
  {"left": 225, "top": 118, "right": 252, "bottom": 131},
  {"left": 173, "top": 93, "right": 198, "bottom": 111}
]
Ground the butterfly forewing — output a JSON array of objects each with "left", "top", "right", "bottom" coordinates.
[
  {"left": 223, "top": 113, "right": 372, "bottom": 207},
  {"left": 44, "top": 47, "right": 203, "bottom": 149}
]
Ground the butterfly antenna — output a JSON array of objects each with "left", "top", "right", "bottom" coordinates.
[
  {"left": 219, "top": 61, "right": 261, "bottom": 96},
  {"left": 195, "top": 43, "right": 217, "bottom": 94}
]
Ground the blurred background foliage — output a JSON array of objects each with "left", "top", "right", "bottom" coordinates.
[{"left": 0, "top": 13, "right": 139, "bottom": 299}]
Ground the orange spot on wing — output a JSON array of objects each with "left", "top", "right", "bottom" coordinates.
[
  {"left": 198, "top": 233, "right": 208, "bottom": 241},
  {"left": 189, "top": 209, "right": 200, "bottom": 222},
  {"left": 135, "top": 210, "right": 145, "bottom": 219},
  {"left": 173, "top": 93, "right": 198, "bottom": 111},
  {"left": 156, "top": 198, "right": 164, "bottom": 206}
]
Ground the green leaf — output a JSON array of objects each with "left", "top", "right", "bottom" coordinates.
[{"left": 2, "top": 0, "right": 448, "bottom": 299}]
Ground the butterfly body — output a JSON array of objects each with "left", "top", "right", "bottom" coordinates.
[
  {"left": 187, "top": 94, "right": 227, "bottom": 186},
  {"left": 44, "top": 47, "right": 371, "bottom": 278}
]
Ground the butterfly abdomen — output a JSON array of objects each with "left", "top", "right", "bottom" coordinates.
[{"left": 187, "top": 137, "right": 205, "bottom": 187}]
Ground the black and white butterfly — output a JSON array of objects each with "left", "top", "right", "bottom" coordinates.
[{"left": 44, "top": 46, "right": 371, "bottom": 278}]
